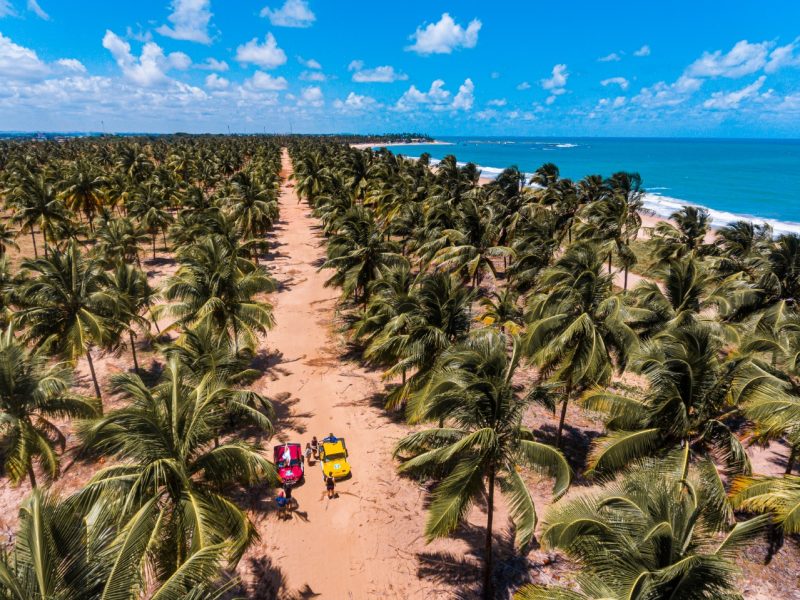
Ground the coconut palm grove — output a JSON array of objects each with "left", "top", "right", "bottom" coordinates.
[{"left": 0, "top": 133, "right": 796, "bottom": 599}]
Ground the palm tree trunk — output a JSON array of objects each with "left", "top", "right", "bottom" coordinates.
[
  {"left": 624, "top": 266, "right": 629, "bottom": 291},
  {"left": 608, "top": 253, "right": 612, "bottom": 274},
  {"left": 786, "top": 445, "right": 797, "bottom": 475},
  {"left": 482, "top": 467, "right": 496, "bottom": 600},
  {"left": 148, "top": 303, "right": 161, "bottom": 334},
  {"left": 152, "top": 233, "right": 156, "bottom": 259},
  {"left": 30, "top": 226, "right": 38, "bottom": 258},
  {"left": 129, "top": 330, "right": 140, "bottom": 374},
  {"left": 556, "top": 382, "right": 572, "bottom": 449},
  {"left": 28, "top": 465, "right": 37, "bottom": 489},
  {"left": 85, "top": 347, "right": 102, "bottom": 402}
]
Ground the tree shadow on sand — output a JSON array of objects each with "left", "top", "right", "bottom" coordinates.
[
  {"left": 414, "top": 522, "right": 546, "bottom": 599},
  {"left": 534, "top": 423, "right": 599, "bottom": 484},
  {"left": 269, "top": 391, "right": 313, "bottom": 436},
  {"left": 231, "top": 556, "right": 320, "bottom": 600}
]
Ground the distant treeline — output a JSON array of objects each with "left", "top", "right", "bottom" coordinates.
[{"left": 0, "top": 132, "right": 433, "bottom": 144}]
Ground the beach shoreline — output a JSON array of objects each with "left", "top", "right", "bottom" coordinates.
[
  {"left": 350, "top": 140, "right": 454, "bottom": 150},
  {"left": 410, "top": 152, "right": 800, "bottom": 235}
]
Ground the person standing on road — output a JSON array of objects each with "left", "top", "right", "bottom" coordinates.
[{"left": 325, "top": 474, "right": 336, "bottom": 499}]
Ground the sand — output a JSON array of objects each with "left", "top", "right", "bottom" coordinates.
[{"left": 350, "top": 141, "right": 453, "bottom": 150}]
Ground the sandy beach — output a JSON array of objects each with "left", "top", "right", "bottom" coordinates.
[{"left": 350, "top": 140, "right": 454, "bottom": 150}]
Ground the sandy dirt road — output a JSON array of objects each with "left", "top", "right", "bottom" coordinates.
[{"left": 239, "top": 150, "right": 476, "bottom": 599}]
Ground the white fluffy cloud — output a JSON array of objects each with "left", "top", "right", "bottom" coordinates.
[
  {"left": 765, "top": 38, "right": 800, "bottom": 73},
  {"left": 103, "top": 30, "right": 191, "bottom": 87},
  {"left": 703, "top": 75, "right": 767, "bottom": 109},
  {"left": 333, "top": 92, "right": 379, "bottom": 112},
  {"left": 0, "top": 33, "right": 85, "bottom": 82},
  {"left": 686, "top": 40, "right": 769, "bottom": 78},
  {"left": 300, "top": 70, "right": 326, "bottom": 82},
  {"left": 246, "top": 70, "right": 288, "bottom": 90},
  {"left": 56, "top": 58, "right": 87, "bottom": 73},
  {"left": 156, "top": 0, "right": 213, "bottom": 44},
  {"left": 632, "top": 38, "right": 800, "bottom": 110},
  {"left": 260, "top": 0, "right": 315, "bottom": 28},
  {"left": 27, "top": 0, "right": 49, "bottom": 20},
  {"left": 235, "top": 33, "right": 287, "bottom": 69},
  {"left": 487, "top": 98, "right": 506, "bottom": 107},
  {"left": 541, "top": 64, "right": 568, "bottom": 90},
  {"left": 197, "top": 58, "right": 228, "bottom": 71},
  {"left": 541, "top": 64, "right": 568, "bottom": 104},
  {"left": 298, "top": 56, "right": 321, "bottom": 69},
  {"left": 395, "top": 78, "right": 474, "bottom": 112},
  {"left": 516, "top": 81, "right": 530, "bottom": 90},
  {"left": 598, "top": 96, "right": 626, "bottom": 109},
  {"left": 205, "top": 73, "right": 229, "bottom": 89},
  {"left": 0, "top": 1, "right": 14, "bottom": 17},
  {"left": 598, "top": 52, "right": 621, "bottom": 62},
  {"left": 634, "top": 45, "right": 651, "bottom": 57},
  {"left": 348, "top": 60, "right": 407, "bottom": 83},
  {"left": 406, "top": 13, "right": 481, "bottom": 55},
  {"left": 451, "top": 78, "right": 474, "bottom": 110},
  {"left": 297, "top": 85, "right": 323, "bottom": 107},
  {"left": 0, "top": 32, "right": 50, "bottom": 79},
  {"left": 633, "top": 75, "right": 702, "bottom": 108},
  {"left": 601, "top": 77, "right": 629, "bottom": 91}
]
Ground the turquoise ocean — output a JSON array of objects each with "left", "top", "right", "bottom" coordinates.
[{"left": 383, "top": 137, "right": 800, "bottom": 234}]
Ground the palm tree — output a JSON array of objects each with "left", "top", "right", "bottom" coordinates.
[
  {"left": 94, "top": 217, "right": 149, "bottom": 268},
  {"left": 160, "top": 235, "right": 275, "bottom": 351},
  {"left": 714, "top": 220, "right": 773, "bottom": 280},
  {"left": 7, "top": 172, "right": 70, "bottom": 258},
  {"left": 579, "top": 172, "right": 645, "bottom": 290},
  {"left": 647, "top": 206, "right": 712, "bottom": 266},
  {"left": 78, "top": 359, "right": 277, "bottom": 573},
  {"left": 516, "top": 451, "right": 767, "bottom": 600},
  {"left": 163, "top": 321, "right": 263, "bottom": 386},
  {"left": 582, "top": 322, "right": 780, "bottom": 475},
  {"left": 628, "top": 256, "right": 759, "bottom": 338},
  {"left": 128, "top": 183, "right": 174, "bottom": 259},
  {"left": 59, "top": 160, "right": 108, "bottom": 230},
  {"left": 106, "top": 262, "right": 157, "bottom": 373},
  {"left": 14, "top": 241, "right": 114, "bottom": 400},
  {"left": 225, "top": 171, "right": 279, "bottom": 254},
  {"left": 293, "top": 150, "right": 328, "bottom": 206},
  {"left": 731, "top": 474, "right": 800, "bottom": 534},
  {"left": 322, "top": 206, "right": 403, "bottom": 306},
  {"left": 424, "top": 193, "right": 514, "bottom": 287},
  {"left": 352, "top": 260, "right": 415, "bottom": 346},
  {"left": 0, "top": 222, "right": 19, "bottom": 257},
  {"left": 523, "top": 242, "right": 636, "bottom": 447},
  {"left": 477, "top": 288, "right": 523, "bottom": 334},
  {"left": 0, "top": 325, "right": 99, "bottom": 487},
  {"left": 0, "top": 487, "right": 236, "bottom": 599},
  {"left": 395, "top": 330, "right": 570, "bottom": 600},
  {"left": 366, "top": 271, "right": 473, "bottom": 408},
  {"left": 767, "top": 233, "right": 800, "bottom": 304},
  {"left": 530, "top": 162, "right": 560, "bottom": 188}
]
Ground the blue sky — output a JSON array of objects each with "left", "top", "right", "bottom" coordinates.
[{"left": 1, "top": 0, "right": 799, "bottom": 136}]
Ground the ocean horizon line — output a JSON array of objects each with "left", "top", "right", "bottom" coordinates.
[{"left": 2, "top": 131, "right": 800, "bottom": 143}]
